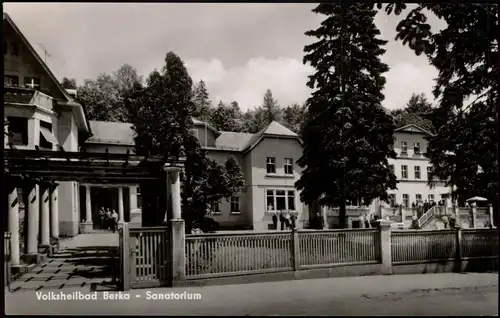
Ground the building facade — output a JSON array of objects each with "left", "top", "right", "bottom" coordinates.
[{"left": 386, "top": 124, "right": 452, "bottom": 209}]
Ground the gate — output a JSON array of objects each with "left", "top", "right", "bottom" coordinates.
[{"left": 119, "top": 224, "right": 170, "bottom": 290}]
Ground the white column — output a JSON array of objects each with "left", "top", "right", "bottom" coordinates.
[
  {"left": 166, "top": 167, "right": 182, "bottom": 220},
  {"left": 25, "top": 183, "right": 39, "bottom": 255},
  {"left": 129, "top": 186, "right": 138, "bottom": 211},
  {"left": 39, "top": 184, "right": 50, "bottom": 246},
  {"left": 50, "top": 185, "right": 59, "bottom": 238},
  {"left": 488, "top": 204, "right": 494, "bottom": 228},
  {"left": 118, "top": 187, "right": 124, "bottom": 223},
  {"left": 8, "top": 186, "right": 20, "bottom": 266},
  {"left": 85, "top": 185, "right": 92, "bottom": 223}
]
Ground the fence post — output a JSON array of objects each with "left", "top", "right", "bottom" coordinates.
[
  {"left": 121, "top": 222, "right": 130, "bottom": 291},
  {"left": 169, "top": 219, "right": 186, "bottom": 287},
  {"left": 455, "top": 228, "right": 462, "bottom": 272},
  {"left": 378, "top": 219, "right": 392, "bottom": 274},
  {"left": 488, "top": 204, "right": 495, "bottom": 228},
  {"left": 470, "top": 203, "right": 477, "bottom": 228},
  {"left": 292, "top": 228, "right": 300, "bottom": 271}
]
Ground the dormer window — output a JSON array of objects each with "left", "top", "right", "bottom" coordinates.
[
  {"left": 414, "top": 142, "right": 421, "bottom": 155},
  {"left": 401, "top": 141, "right": 407, "bottom": 155}
]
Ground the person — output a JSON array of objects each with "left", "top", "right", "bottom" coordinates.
[
  {"left": 99, "top": 207, "right": 105, "bottom": 229},
  {"left": 272, "top": 213, "right": 278, "bottom": 230},
  {"left": 105, "top": 208, "right": 112, "bottom": 230},
  {"left": 284, "top": 211, "right": 291, "bottom": 229},
  {"left": 111, "top": 209, "right": 118, "bottom": 233},
  {"left": 364, "top": 214, "right": 370, "bottom": 228},
  {"left": 279, "top": 212, "right": 285, "bottom": 231}
]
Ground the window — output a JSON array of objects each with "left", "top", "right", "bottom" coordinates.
[
  {"left": 416, "top": 194, "right": 422, "bottom": 203},
  {"left": 414, "top": 142, "right": 421, "bottom": 155},
  {"left": 23, "top": 77, "right": 41, "bottom": 89},
  {"left": 39, "top": 121, "right": 57, "bottom": 149},
  {"left": 401, "top": 165, "right": 408, "bottom": 179},
  {"left": 210, "top": 201, "right": 220, "bottom": 214},
  {"left": 230, "top": 196, "right": 240, "bottom": 213},
  {"left": 427, "top": 166, "right": 433, "bottom": 178},
  {"left": 4, "top": 75, "right": 19, "bottom": 87},
  {"left": 266, "top": 157, "right": 276, "bottom": 174},
  {"left": 389, "top": 164, "right": 395, "bottom": 174},
  {"left": 137, "top": 186, "right": 142, "bottom": 208},
  {"left": 284, "top": 158, "right": 294, "bottom": 175},
  {"left": 414, "top": 166, "right": 421, "bottom": 180},
  {"left": 11, "top": 42, "right": 19, "bottom": 56},
  {"left": 428, "top": 194, "right": 434, "bottom": 203},
  {"left": 401, "top": 141, "right": 407, "bottom": 154},
  {"left": 266, "top": 189, "right": 296, "bottom": 212},
  {"left": 402, "top": 194, "right": 409, "bottom": 208},
  {"left": 7, "top": 116, "right": 28, "bottom": 145},
  {"left": 388, "top": 194, "right": 396, "bottom": 208}
]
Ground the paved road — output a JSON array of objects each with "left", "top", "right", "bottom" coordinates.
[{"left": 6, "top": 273, "right": 498, "bottom": 316}]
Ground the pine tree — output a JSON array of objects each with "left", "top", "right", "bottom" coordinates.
[
  {"left": 262, "top": 89, "right": 281, "bottom": 124},
  {"left": 192, "top": 80, "right": 212, "bottom": 122},
  {"left": 210, "top": 101, "right": 240, "bottom": 132},
  {"left": 297, "top": 4, "right": 397, "bottom": 228},
  {"left": 129, "top": 52, "right": 244, "bottom": 231},
  {"left": 391, "top": 93, "right": 434, "bottom": 132}
]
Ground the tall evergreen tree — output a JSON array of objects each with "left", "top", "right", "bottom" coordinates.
[
  {"left": 210, "top": 101, "right": 240, "bottom": 132},
  {"left": 128, "top": 52, "right": 243, "bottom": 231},
  {"left": 386, "top": 4, "right": 498, "bottom": 205},
  {"left": 391, "top": 92, "right": 435, "bottom": 132},
  {"left": 262, "top": 89, "right": 281, "bottom": 124},
  {"left": 297, "top": 4, "right": 397, "bottom": 228},
  {"left": 192, "top": 80, "right": 213, "bottom": 122}
]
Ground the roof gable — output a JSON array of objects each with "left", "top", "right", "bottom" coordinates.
[
  {"left": 242, "top": 121, "right": 302, "bottom": 154},
  {"left": 395, "top": 124, "right": 434, "bottom": 136},
  {"left": 3, "top": 13, "right": 73, "bottom": 102}
]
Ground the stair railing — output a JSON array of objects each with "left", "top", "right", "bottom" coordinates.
[{"left": 417, "top": 206, "right": 436, "bottom": 229}]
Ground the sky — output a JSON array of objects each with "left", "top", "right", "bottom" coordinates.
[{"left": 4, "top": 3, "right": 447, "bottom": 111}]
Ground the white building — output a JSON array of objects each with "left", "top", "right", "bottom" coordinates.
[{"left": 386, "top": 124, "right": 452, "bottom": 208}]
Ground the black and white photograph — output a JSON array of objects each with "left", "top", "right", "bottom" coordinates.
[{"left": 3, "top": 2, "right": 499, "bottom": 316}]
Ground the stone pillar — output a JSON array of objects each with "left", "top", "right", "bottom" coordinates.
[
  {"left": 378, "top": 219, "right": 392, "bottom": 275},
  {"left": 118, "top": 187, "right": 124, "bottom": 223},
  {"left": 8, "top": 185, "right": 20, "bottom": 266},
  {"left": 470, "top": 202, "right": 477, "bottom": 228},
  {"left": 168, "top": 219, "right": 185, "bottom": 287},
  {"left": 322, "top": 205, "right": 328, "bottom": 229},
  {"left": 166, "top": 167, "right": 182, "bottom": 220},
  {"left": 488, "top": 204, "right": 495, "bottom": 228},
  {"left": 81, "top": 185, "right": 93, "bottom": 233},
  {"left": 39, "top": 184, "right": 50, "bottom": 246},
  {"left": 24, "top": 183, "right": 39, "bottom": 258},
  {"left": 50, "top": 184, "right": 59, "bottom": 238}
]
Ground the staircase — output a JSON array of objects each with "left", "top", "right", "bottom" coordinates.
[{"left": 417, "top": 206, "right": 448, "bottom": 229}]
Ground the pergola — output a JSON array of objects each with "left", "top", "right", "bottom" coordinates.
[{"left": 4, "top": 148, "right": 184, "bottom": 266}]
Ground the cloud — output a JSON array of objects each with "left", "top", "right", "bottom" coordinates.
[
  {"left": 383, "top": 63, "right": 438, "bottom": 110},
  {"left": 185, "top": 57, "right": 314, "bottom": 111}
]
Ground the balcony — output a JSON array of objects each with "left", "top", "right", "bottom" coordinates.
[{"left": 4, "top": 86, "right": 54, "bottom": 111}]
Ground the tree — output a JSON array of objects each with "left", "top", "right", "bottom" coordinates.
[
  {"left": 210, "top": 101, "right": 240, "bottom": 132},
  {"left": 241, "top": 107, "right": 270, "bottom": 133},
  {"left": 113, "top": 63, "right": 143, "bottom": 96},
  {"left": 283, "top": 103, "right": 307, "bottom": 135},
  {"left": 77, "top": 64, "right": 142, "bottom": 122},
  {"left": 385, "top": 4, "right": 498, "bottom": 204},
  {"left": 296, "top": 4, "right": 397, "bottom": 228},
  {"left": 262, "top": 89, "right": 281, "bottom": 124},
  {"left": 192, "top": 80, "right": 213, "bottom": 122},
  {"left": 61, "top": 77, "right": 77, "bottom": 89},
  {"left": 391, "top": 93, "right": 435, "bottom": 132},
  {"left": 127, "top": 52, "right": 244, "bottom": 232}
]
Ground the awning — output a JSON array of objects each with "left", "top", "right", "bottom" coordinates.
[{"left": 40, "top": 126, "right": 58, "bottom": 144}]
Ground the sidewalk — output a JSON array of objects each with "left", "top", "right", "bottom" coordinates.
[{"left": 6, "top": 273, "right": 498, "bottom": 315}]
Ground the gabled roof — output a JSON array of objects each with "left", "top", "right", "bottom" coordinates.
[
  {"left": 3, "top": 13, "right": 89, "bottom": 133},
  {"left": 86, "top": 121, "right": 135, "bottom": 146},
  {"left": 395, "top": 124, "right": 435, "bottom": 137},
  {"left": 192, "top": 118, "right": 221, "bottom": 137},
  {"left": 242, "top": 121, "right": 302, "bottom": 154}
]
